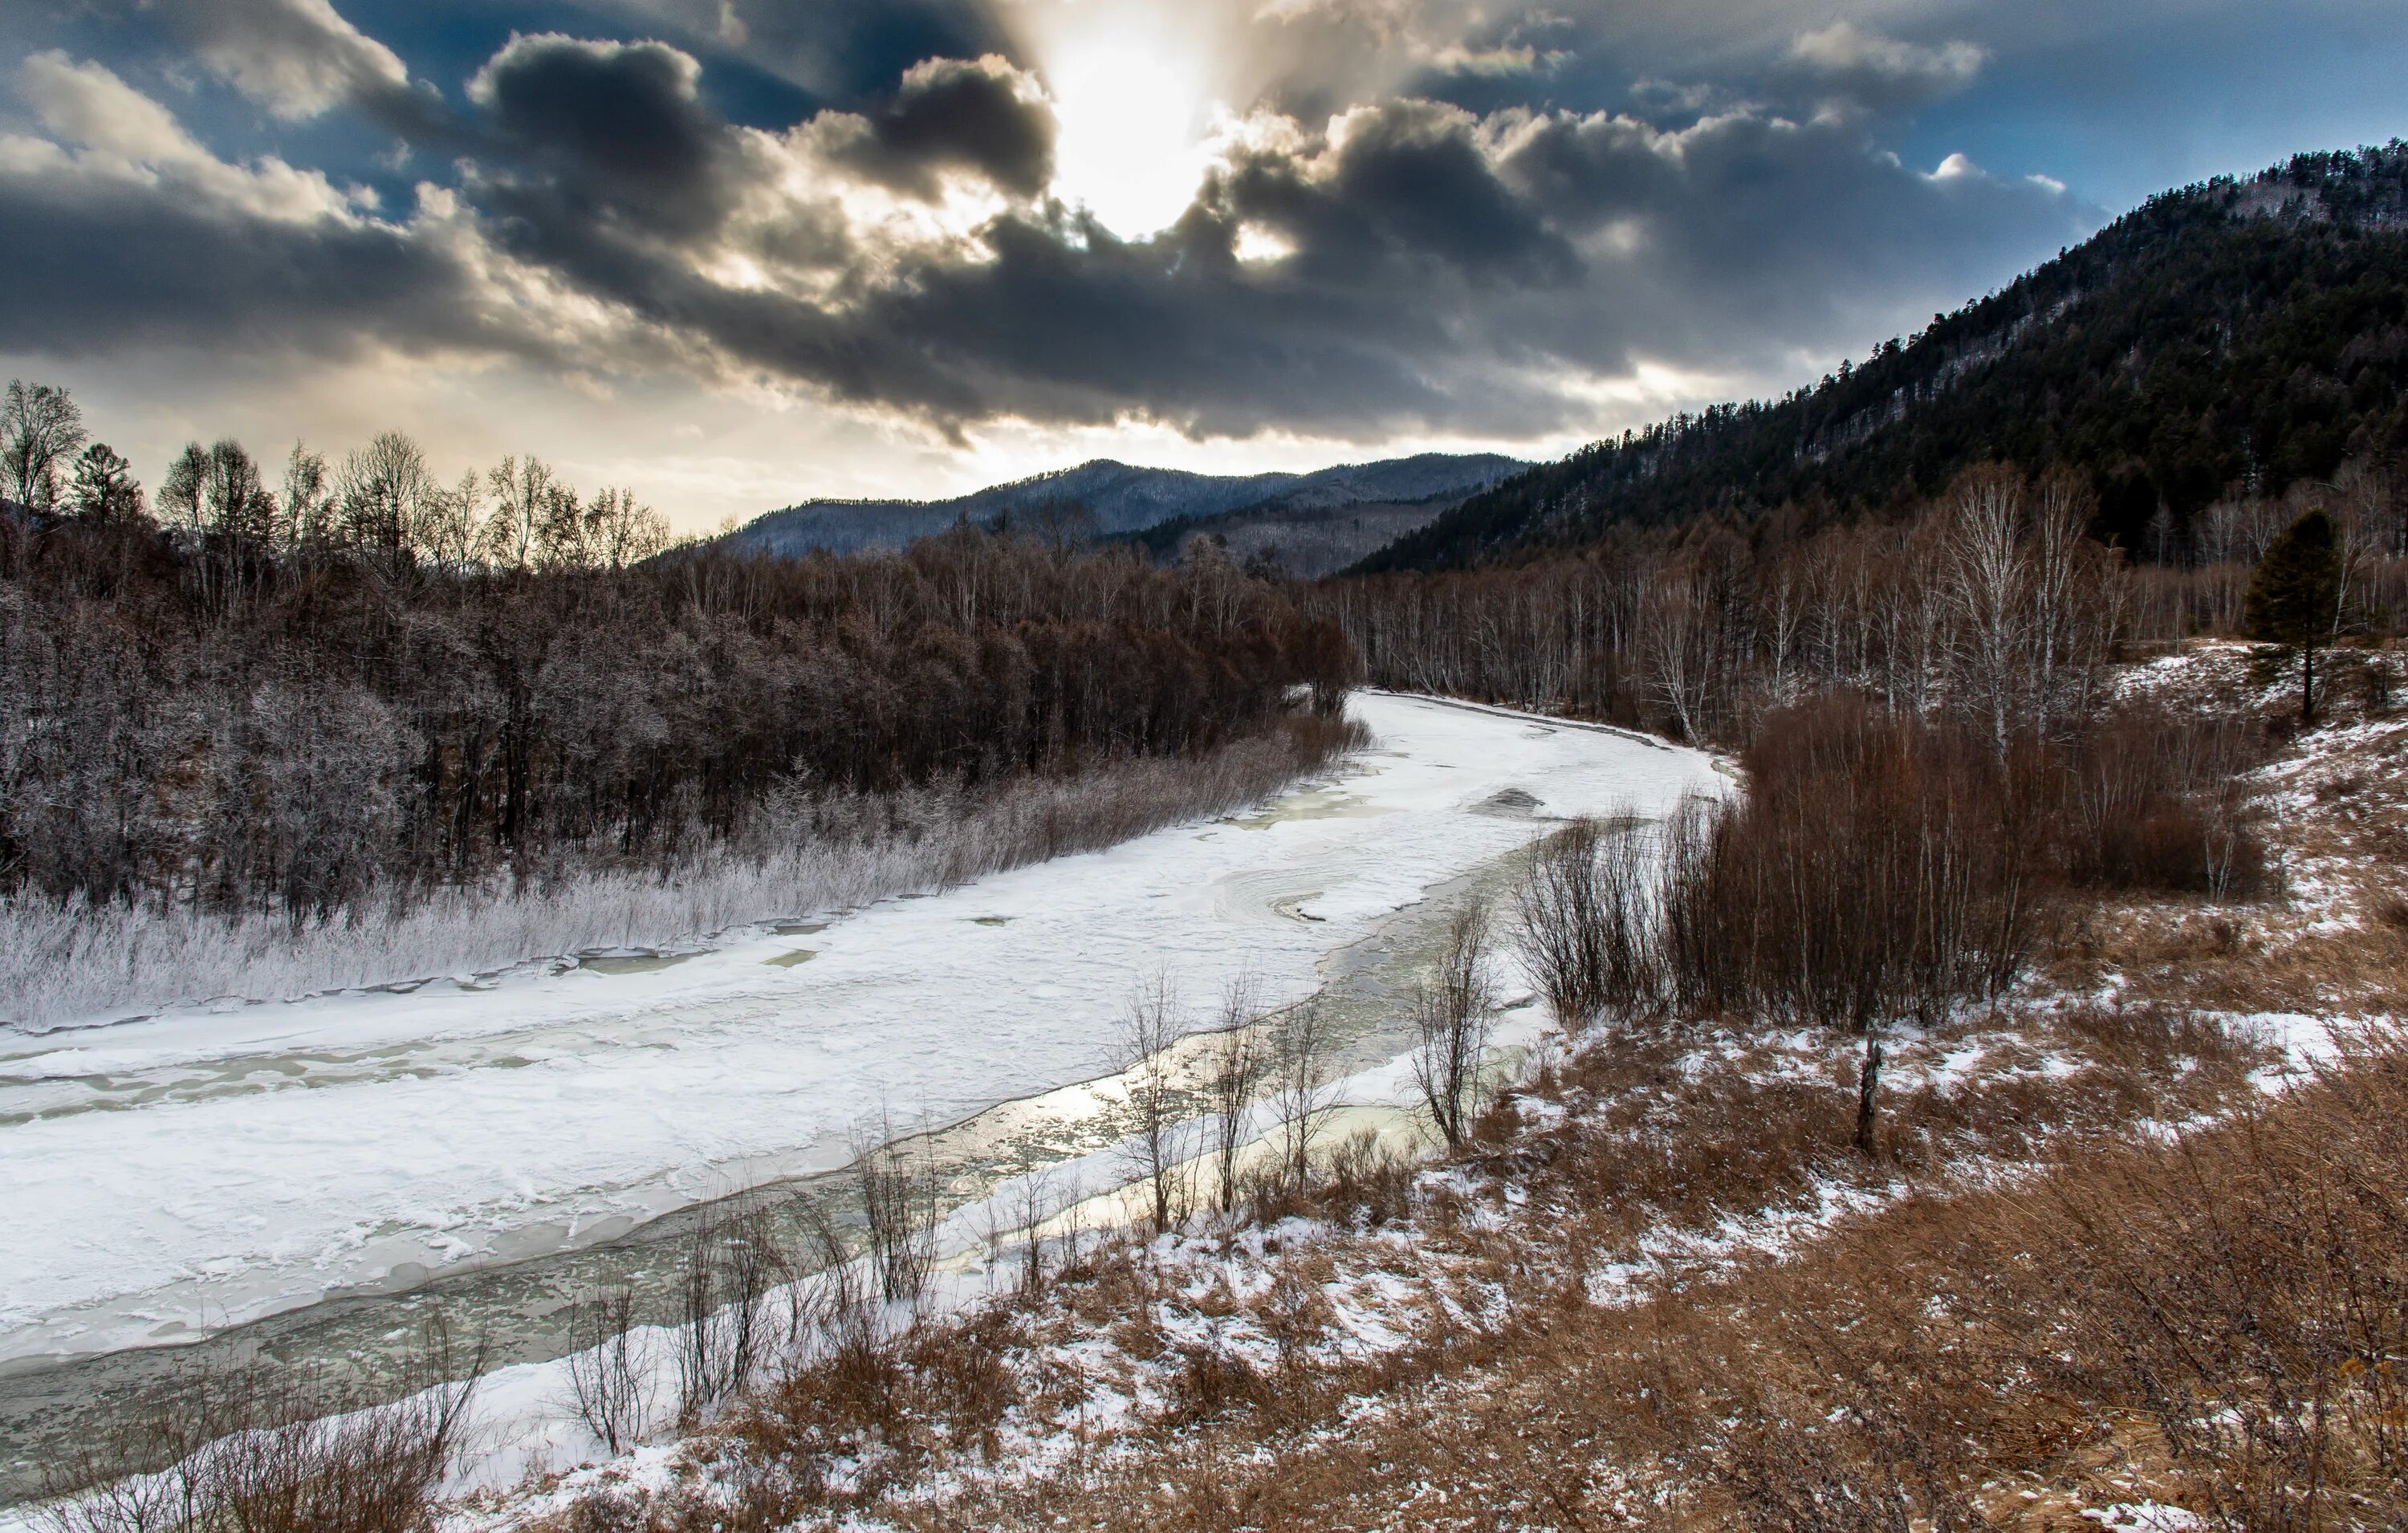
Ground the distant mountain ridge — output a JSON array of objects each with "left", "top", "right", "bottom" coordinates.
[
  {"left": 1357, "top": 144, "right": 2408, "bottom": 572},
  {"left": 717, "top": 453, "right": 1526, "bottom": 559}
]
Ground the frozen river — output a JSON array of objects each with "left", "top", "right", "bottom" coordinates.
[{"left": 0, "top": 693, "right": 1716, "bottom": 1491}]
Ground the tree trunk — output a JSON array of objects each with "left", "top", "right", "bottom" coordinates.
[
  {"left": 1854, "top": 1027, "right": 1884, "bottom": 1155},
  {"left": 2303, "top": 643, "right": 2317, "bottom": 726}
]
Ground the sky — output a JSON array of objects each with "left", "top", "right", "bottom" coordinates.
[{"left": 1, "top": 1, "right": 2402, "bottom": 531}]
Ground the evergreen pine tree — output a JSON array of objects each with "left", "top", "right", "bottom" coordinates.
[{"left": 2245, "top": 507, "right": 2343, "bottom": 724}]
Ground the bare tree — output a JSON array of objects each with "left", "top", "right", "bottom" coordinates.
[
  {"left": 1202, "top": 978, "right": 1267, "bottom": 1217},
  {"left": 584, "top": 486, "right": 671, "bottom": 571},
  {"left": 2, "top": 379, "right": 86, "bottom": 510},
  {"left": 1944, "top": 466, "right": 2030, "bottom": 759},
  {"left": 279, "top": 442, "right": 331, "bottom": 547},
  {"left": 481, "top": 454, "right": 555, "bottom": 571},
  {"left": 1267, "top": 994, "right": 1336, "bottom": 1193},
  {"left": 1641, "top": 563, "right": 1721, "bottom": 741},
  {"left": 1115, "top": 974, "right": 1190, "bottom": 1236},
  {"left": 336, "top": 431, "right": 437, "bottom": 574},
  {"left": 1413, "top": 901, "right": 1499, "bottom": 1151}
]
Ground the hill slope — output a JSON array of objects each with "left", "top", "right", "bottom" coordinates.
[
  {"left": 721, "top": 453, "right": 1523, "bottom": 559},
  {"left": 1361, "top": 144, "right": 2408, "bottom": 572}
]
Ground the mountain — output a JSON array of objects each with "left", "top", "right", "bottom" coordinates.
[
  {"left": 1359, "top": 144, "right": 2408, "bottom": 573},
  {"left": 715, "top": 453, "right": 1524, "bottom": 559},
  {"left": 1117, "top": 487, "right": 1482, "bottom": 579}
]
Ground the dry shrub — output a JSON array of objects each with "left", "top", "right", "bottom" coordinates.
[
  {"left": 1316, "top": 1128, "right": 1415, "bottom": 1227},
  {"left": 2373, "top": 893, "right": 2408, "bottom": 934},
  {"left": 1661, "top": 697, "right": 2041, "bottom": 1149},
  {"left": 2058, "top": 701, "right": 2272, "bottom": 899},
  {"left": 42, "top": 1323, "right": 481, "bottom": 1533},
  {"left": 723, "top": 1306, "right": 1024, "bottom": 1509},
  {"left": 1160, "top": 1345, "right": 1269, "bottom": 1427},
  {"left": 1513, "top": 815, "right": 1662, "bottom": 1030}
]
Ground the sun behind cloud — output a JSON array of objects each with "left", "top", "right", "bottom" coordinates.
[{"left": 1014, "top": 0, "right": 1227, "bottom": 237}]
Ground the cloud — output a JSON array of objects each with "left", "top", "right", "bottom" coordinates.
[
  {"left": 144, "top": 0, "right": 454, "bottom": 140},
  {"left": 506, "top": 91, "right": 2083, "bottom": 441},
  {"left": 813, "top": 54, "right": 1054, "bottom": 198},
  {"left": 1788, "top": 21, "right": 1986, "bottom": 115},
  {"left": 469, "top": 34, "right": 740, "bottom": 245},
  {"left": 0, "top": 12, "right": 2093, "bottom": 460},
  {"left": 14, "top": 51, "right": 362, "bottom": 222},
  {"left": 17, "top": 50, "right": 214, "bottom": 168},
  {"left": 0, "top": 56, "right": 539, "bottom": 364}
]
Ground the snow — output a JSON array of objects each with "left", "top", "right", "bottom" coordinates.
[
  {"left": 0, "top": 693, "right": 1717, "bottom": 1370},
  {"left": 2081, "top": 1502, "right": 2207, "bottom": 1531}
]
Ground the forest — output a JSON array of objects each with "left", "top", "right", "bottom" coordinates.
[
  {"left": 1365, "top": 144, "right": 2408, "bottom": 571},
  {"left": 0, "top": 386, "right": 1358, "bottom": 1023}
]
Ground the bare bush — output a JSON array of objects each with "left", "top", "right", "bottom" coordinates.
[
  {"left": 673, "top": 1202, "right": 787, "bottom": 1424},
  {"left": 565, "top": 1283, "right": 649, "bottom": 1454},
  {"left": 1412, "top": 901, "right": 1498, "bottom": 1151},
  {"left": 853, "top": 1120, "right": 940, "bottom": 1308},
  {"left": 1659, "top": 699, "right": 2039, "bottom": 1152},
  {"left": 779, "top": 1194, "right": 876, "bottom": 1367},
  {"left": 41, "top": 1322, "right": 480, "bottom": 1533},
  {"left": 2060, "top": 702, "right": 2272, "bottom": 899},
  {"left": 1320, "top": 1128, "right": 1416, "bottom": 1227},
  {"left": 1513, "top": 815, "right": 1662, "bottom": 1029},
  {"left": 993, "top": 1165, "right": 1065, "bottom": 1294}
]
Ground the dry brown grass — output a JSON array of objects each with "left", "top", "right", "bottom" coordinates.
[
  {"left": 872, "top": 1031, "right": 2408, "bottom": 1533},
  {"left": 515, "top": 996, "right": 2266, "bottom": 1533}
]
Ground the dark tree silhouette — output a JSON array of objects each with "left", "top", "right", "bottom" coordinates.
[{"left": 2246, "top": 508, "right": 2344, "bottom": 724}]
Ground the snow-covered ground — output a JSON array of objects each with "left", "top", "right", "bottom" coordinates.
[{"left": 0, "top": 693, "right": 1716, "bottom": 1371}]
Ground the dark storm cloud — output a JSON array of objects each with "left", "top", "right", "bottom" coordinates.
[
  {"left": 0, "top": 147, "right": 503, "bottom": 364},
  {"left": 521, "top": 97, "right": 2080, "bottom": 441},
  {"left": 588, "top": 0, "right": 1011, "bottom": 103},
  {"left": 820, "top": 55, "right": 1054, "bottom": 199},
  {"left": 0, "top": 0, "right": 2103, "bottom": 445},
  {"left": 468, "top": 33, "right": 738, "bottom": 244}
]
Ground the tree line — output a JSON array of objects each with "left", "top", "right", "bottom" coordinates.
[
  {"left": 1312, "top": 464, "right": 2133, "bottom": 748},
  {"left": 2, "top": 380, "right": 673, "bottom": 584},
  {"left": 1, "top": 382, "right": 1356, "bottom": 927}
]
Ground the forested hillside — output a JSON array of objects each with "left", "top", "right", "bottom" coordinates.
[{"left": 1363, "top": 144, "right": 2408, "bottom": 571}]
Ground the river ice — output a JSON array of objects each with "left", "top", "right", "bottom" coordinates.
[{"left": 0, "top": 693, "right": 1718, "bottom": 1368}]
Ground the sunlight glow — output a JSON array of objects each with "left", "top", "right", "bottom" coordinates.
[
  {"left": 1233, "top": 222, "right": 1295, "bottom": 263},
  {"left": 1033, "top": 8, "right": 1222, "bottom": 238}
]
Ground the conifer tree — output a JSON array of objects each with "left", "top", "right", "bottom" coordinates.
[{"left": 2245, "top": 507, "right": 2343, "bottom": 724}]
